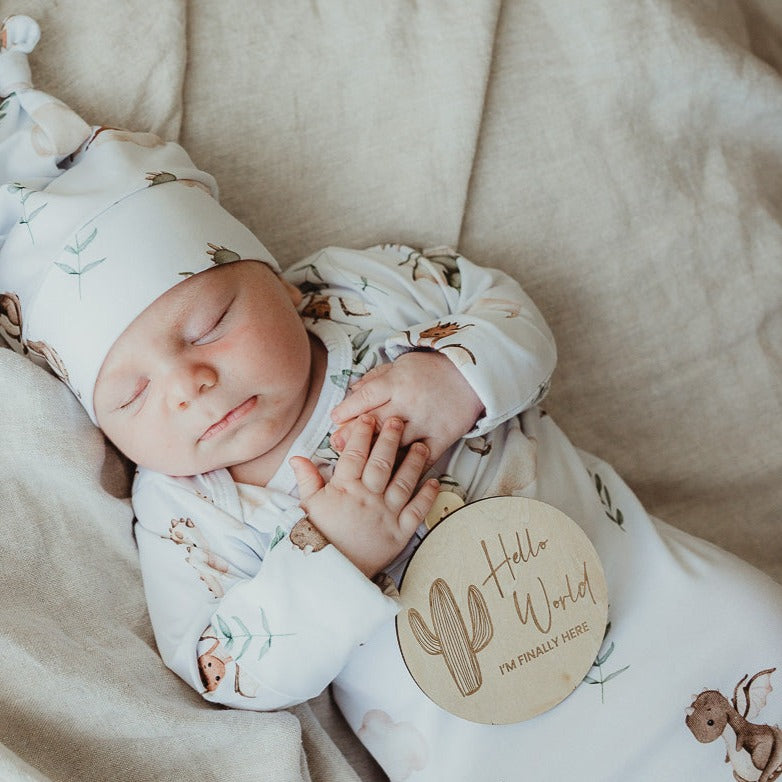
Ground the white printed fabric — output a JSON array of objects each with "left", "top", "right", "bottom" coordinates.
[
  {"left": 133, "top": 245, "right": 782, "bottom": 782},
  {"left": 0, "top": 16, "right": 277, "bottom": 423}
]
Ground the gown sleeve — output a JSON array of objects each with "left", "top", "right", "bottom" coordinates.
[
  {"left": 132, "top": 468, "right": 399, "bottom": 710},
  {"left": 287, "top": 244, "right": 557, "bottom": 436}
]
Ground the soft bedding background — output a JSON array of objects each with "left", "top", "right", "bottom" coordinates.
[{"left": 1, "top": 1, "right": 780, "bottom": 781}]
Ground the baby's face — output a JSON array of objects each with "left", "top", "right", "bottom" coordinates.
[{"left": 93, "top": 261, "right": 312, "bottom": 476}]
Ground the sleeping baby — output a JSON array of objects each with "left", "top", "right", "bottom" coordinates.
[{"left": 1, "top": 16, "right": 781, "bottom": 782}]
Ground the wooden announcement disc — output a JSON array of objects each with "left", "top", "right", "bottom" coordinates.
[{"left": 396, "top": 496, "right": 608, "bottom": 724}]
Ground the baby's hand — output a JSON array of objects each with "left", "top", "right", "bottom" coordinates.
[
  {"left": 289, "top": 415, "right": 439, "bottom": 578},
  {"left": 330, "top": 351, "right": 484, "bottom": 465}
]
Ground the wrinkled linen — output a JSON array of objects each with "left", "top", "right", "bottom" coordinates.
[{"left": 1, "top": 2, "right": 781, "bottom": 781}]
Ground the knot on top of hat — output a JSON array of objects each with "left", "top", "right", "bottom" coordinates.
[
  {"left": 0, "top": 16, "right": 41, "bottom": 95},
  {"left": 1, "top": 15, "right": 40, "bottom": 54}
]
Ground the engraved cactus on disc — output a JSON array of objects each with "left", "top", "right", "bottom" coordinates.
[
  {"left": 408, "top": 579, "right": 494, "bottom": 697},
  {"left": 396, "top": 496, "right": 608, "bottom": 724}
]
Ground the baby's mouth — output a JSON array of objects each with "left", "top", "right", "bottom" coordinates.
[{"left": 198, "top": 396, "right": 258, "bottom": 442}]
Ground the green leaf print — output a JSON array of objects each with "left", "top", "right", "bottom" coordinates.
[
  {"left": 257, "top": 609, "right": 274, "bottom": 660},
  {"left": 215, "top": 613, "right": 233, "bottom": 641},
  {"left": 330, "top": 368, "right": 362, "bottom": 389},
  {"left": 230, "top": 616, "right": 253, "bottom": 660},
  {"left": 351, "top": 329, "right": 371, "bottom": 351},
  {"left": 591, "top": 471, "right": 625, "bottom": 531},
  {"left": 296, "top": 263, "right": 325, "bottom": 284},
  {"left": 55, "top": 226, "right": 106, "bottom": 298},
  {"left": 9, "top": 183, "right": 47, "bottom": 245},
  {"left": 80, "top": 259, "right": 107, "bottom": 274},
  {"left": 269, "top": 526, "right": 286, "bottom": 551},
  {"left": 350, "top": 329, "right": 375, "bottom": 366},
  {"left": 583, "top": 631, "right": 630, "bottom": 703},
  {"left": 26, "top": 203, "right": 47, "bottom": 222},
  {"left": 212, "top": 608, "right": 296, "bottom": 662},
  {"left": 76, "top": 227, "right": 97, "bottom": 252},
  {"left": 357, "top": 276, "right": 387, "bottom": 295},
  {"left": 259, "top": 607, "right": 271, "bottom": 636}
]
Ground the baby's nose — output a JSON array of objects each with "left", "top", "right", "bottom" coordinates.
[{"left": 171, "top": 363, "right": 217, "bottom": 409}]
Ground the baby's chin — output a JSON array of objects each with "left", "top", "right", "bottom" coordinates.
[
  {"left": 157, "top": 451, "right": 267, "bottom": 480},
  {"left": 126, "top": 449, "right": 224, "bottom": 478}
]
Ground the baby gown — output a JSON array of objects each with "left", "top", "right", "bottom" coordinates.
[{"left": 134, "top": 243, "right": 782, "bottom": 782}]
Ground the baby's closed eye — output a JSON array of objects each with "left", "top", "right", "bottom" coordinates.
[
  {"left": 118, "top": 378, "right": 149, "bottom": 410},
  {"left": 190, "top": 297, "right": 234, "bottom": 345}
]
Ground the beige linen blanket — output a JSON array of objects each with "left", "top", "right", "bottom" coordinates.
[{"left": 1, "top": 1, "right": 780, "bottom": 781}]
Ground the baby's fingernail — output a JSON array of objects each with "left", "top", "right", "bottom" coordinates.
[
  {"left": 387, "top": 417, "right": 403, "bottom": 430},
  {"left": 360, "top": 414, "right": 374, "bottom": 425},
  {"left": 413, "top": 442, "right": 429, "bottom": 455},
  {"left": 331, "top": 433, "right": 344, "bottom": 451}
]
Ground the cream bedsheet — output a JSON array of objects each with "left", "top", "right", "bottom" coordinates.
[{"left": 1, "top": 1, "right": 779, "bottom": 781}]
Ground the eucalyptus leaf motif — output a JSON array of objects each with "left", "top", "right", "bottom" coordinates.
[
  {"left": 26, "top": 203, "right": 46, "bottom": 222},
  {"left": 269, "top": 526, "right": 286, "bottom": 551},
  {"left": 212, "top": 609, "right": 296, "bottom": 663},
  {"left": 55, "top": 227, "right": 106, "bottom": 297},
  {"left": 591, "top": 471, "right": 625, "bottom": 530},
  {"left": 9, "top": 184, "right": 48, "bottom": 244},
  {"left": 216, "top": 614, "right": 233, "bottom": 642},
  {"left": 584, "top": 635, "right": 629, "bottom": 702}
]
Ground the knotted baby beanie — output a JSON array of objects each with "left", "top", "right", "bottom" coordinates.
[{"left": 0, "top": 16, "right": 279, "bottom": 423}]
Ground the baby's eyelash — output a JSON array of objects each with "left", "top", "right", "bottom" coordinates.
[
  {"left": 210, "top": 308, "right": 229, "bottom": 332},
  {"left": 194, "top": 298, "right": 234, "bottom": 344},
  {"left": 119, "top": 380, "right": 149, "bottom": 411}
]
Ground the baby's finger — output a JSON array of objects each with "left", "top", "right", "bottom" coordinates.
[
  {"left": 345, "top": 362, "right": 391, "bottom": 391},
  {"left": 333, "top": 414, "right": 375, "bottom": 482},
  {"left": 398, "top": 478, "right": 441, "bottom": 538},
  {"left": 331, "top": 375, "right": 392, "bottom": 424},
  {"left": 384, "top": 441, "right": 430, "bottom": 512},
  {"left": 330, "top": 419, "right": 371, "bottom": 453},
  {"left": 419, "top": 436, "right": 447, "bottom": 469},
  {"left": 362, "top": 417, "right": 404, "bottom": 493},
  {"left": 329, "top": 423, "right": 351, "bottom": 453},
  {"left": 289, "top": 456, "right": 326, "bottom": 502}
]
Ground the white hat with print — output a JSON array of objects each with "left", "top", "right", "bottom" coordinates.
[{"left": 0, "top": 16, "right": 279, "bottom": 424}]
